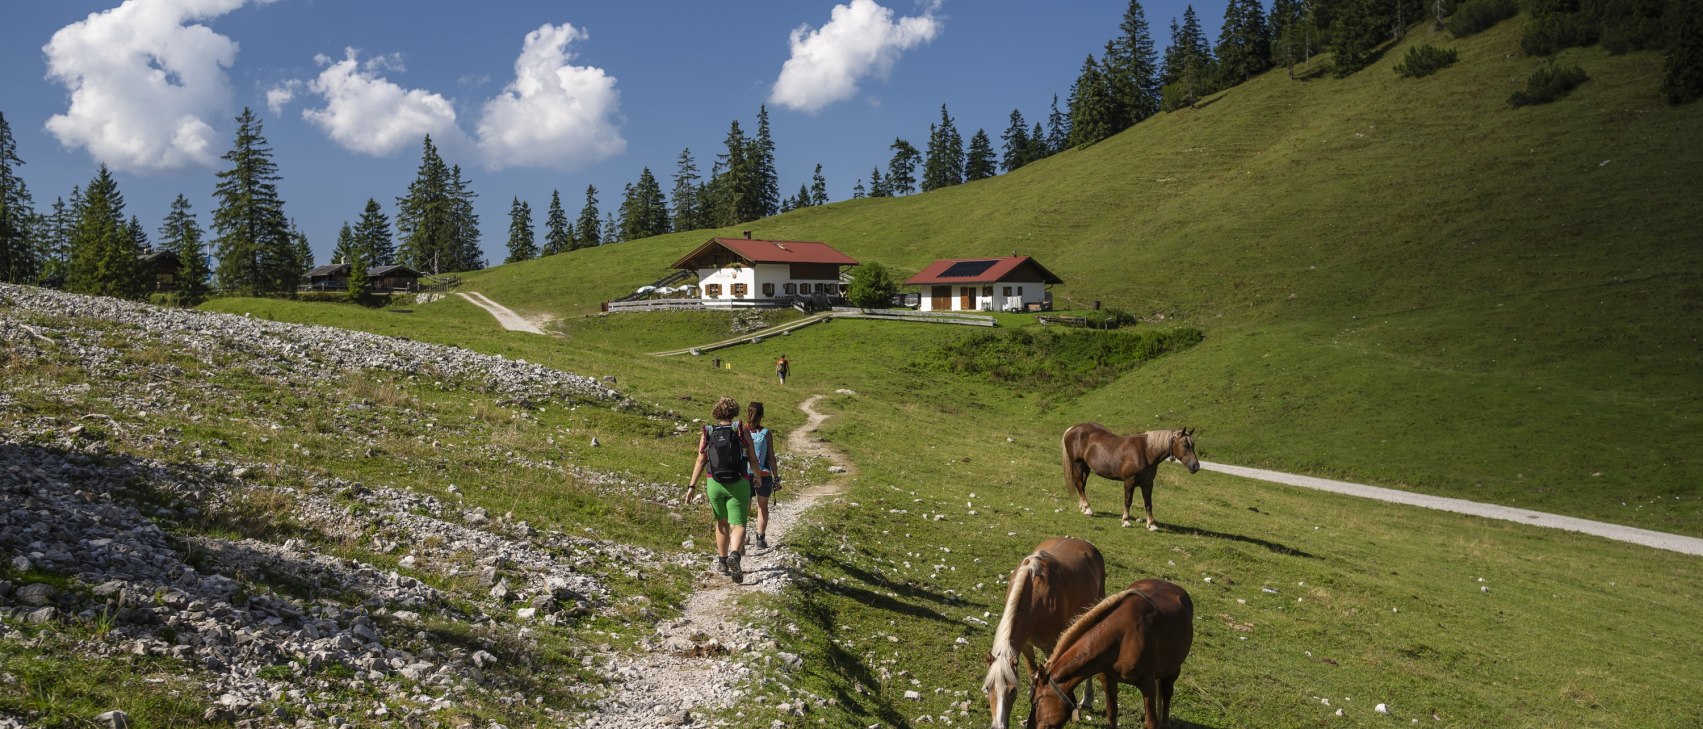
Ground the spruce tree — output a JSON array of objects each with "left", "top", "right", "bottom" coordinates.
[
  {"left": 851, "top": 179, "right": 866, "bottom": 199},
  {"left": 601, "top": 212, "right": 618, "bottom": 245},
  {"left": 1046, "top": 94, "right": 1070, "bottom": 154},
  {"left": 711, "top": 120, "right": 760, "bottom": 225},
  {"left": 810, "top": 164, "right": 829, "bottom": 206},
  {"left": 633, "top": 167, "right": 670, "bottom": 238},
  {"left": 67, "top": 165, "right": 147, "bottom": 299},
  {"left": 346, "top": 250, "right": 367, "bottom": 303},
  {"left": 39, "top": 197, "right": 72, "bottom": 286},
  {"left": 886, "top": 139, "right": 921, "bottom": 196},
  {"left": 671, "top": 148, "right": 703, "bottom": 232},
  {"left": 1162, "top": 18, "right": 1186, "bottom": 87},
  {"left": 448, "top": 165, "right": 483, "bottom": 271},
  {"left": 1106, "top": 0, "right": 1161, "bottom": 127},
  {"left": 353, "top": 198, "right": 393, "bottom": 266},
  {"left": 1069, "top": 55, "right": 1116, "bottom": 147},
  {"left": 396, "top": 135, "right": 454, "bottom": 274},
  {"left": 575, "top": 185, "right": 601, "bottom": 248},
  {"left": 212, "top": 108, "right": 294, "bottom": 294},
  {"left": 288, "top": 221, "right": 313, "bottom": 279},
  {"left": 1271, "top": 0, "right": 1318, "bottom": 79},
  {"left": 1180, "top": 6, "right": 1217, "bottom": 104},
  {"left": 752, "top": 105, "right": 781, "bottom": 219},
  {"left": 965, "top": 129, "right": 998, "bottom": 181},
  {"left": 868, "top": 167, "right": 887, "bottom": 198},
  {"left": 0, "top": 111, "right": 37, "bottom": 284},
  {"left": 505, "top": 197, "right": 536, "bottom": 263},
  {"left": 159, "top": 194, "right": 210, "bottom": 304},
  {"left": 794, "top": 182, "right": 812, "bottom": 210},
  {"left": 1217, "top": 0, "right": 1273, "bottom": 87},
  {"left": 1330, "top": 0, "right": 1389, "bottom": 77},
  {"left": 333, "top": 222, "right": 358, "bottom": 264},
  {"left": 543, "top": 189, "right": 571, "bottom": 255},
  {"left": 922, "top": 105, "right": 965, "bottom": 192},
  {"left": 1001, "top": 109, "right": 1031, "bottom": 172},
  {"left": 1027, "top": 122, "right": 1049, "bottom": 163}
]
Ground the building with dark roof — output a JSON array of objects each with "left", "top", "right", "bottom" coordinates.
[
  {"left": 671, "top": 234, "right": 858, "bottom": 305},
  {"left": 138, "top": 249, "right": 181, "bottom": 292},
  {"left": 902, "top": 256, "right": 1062, "bottom": 312}
]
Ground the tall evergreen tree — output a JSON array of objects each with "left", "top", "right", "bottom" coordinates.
[
  {"left": 810, "top": 164, "right": 829, "bottom": 206},
  {"left": 788, "top": 182, "right": 811, "bottom": 211},
  {"left": 333, "top": 222, "right": 358, "bottom": 264},
  {"left": 1162, "top": 18, "right": 1186, "bottom": 87},
  {"left": 670, "top": 148, "right": 704, "bottom": 232},
  {"left": 574, "top": 185, "right": 601, "bottom": 248},
  {"left": 632, "top": 167, "right": 670, "bottom": 239},
  {"left": 38, "top": 196, "right": 72, "bottom": 286},
  {"left": 353, "top": 198, "right": 393, "bottom": 266},
  {"left": 851, "top": 179, "right": 867, "bottom": 199},
  {"left": 159, "top": 194, "right": 210, "bottom": 304},
  {"left": 1001, "top": 109, "right": 1032, "bottom": 172},
  {"left": 1106, "top": 0, "right": 1162, "bottom": 128},
  {"left": 395, "top": 135, "right": 454, "bottom": 274},
  {"left": 710, "top": 120, "right": 763, "bottom": 225},
  {"left": 1271, "top": 0, "right": 1319, "bottom": 79},
  {"left": 1217, "top": 0, "right": 1273, "bottom": 87},
  {"left": 601, "top": 212, "right": 618, "bottom": 245},
  {"left": 922, "top": 105, "right": 965, "bottom": 192},
  {"left": 1330, "top": 0, "right": 1389, "bottom": 77},
  {"left": 752, "top": 105, "right": 781, "bottom": 219},
  {"left": 543, "top": 189, "right": 572, "bottom": 255},
  {"left": 67, "top": 165, "right": 147, "bottom": 298},
  {"left": 211, "top": 108, "right": 294, "bottom": 294},
  {"left": 0, "top": 111, "right": 37, "bottom": 284},
  {"left": 1027, "top": 122, "right": 1049, "bottom": 163},
  {"left": 288, "top": 220, "right": 312, "bottom": 279},
  {"left": 505, "top": 197, "right": 536, "bottom": 263},
  {"left": 448, "top": 165, "right": 482, "bottom": 271},
  {"left": 1163, "top": 7, "right": 1219, "bottom": 108},
  {"left": 965, "top": 129, "right": 998, "bottom": 181},
  {"left": 1069, "top": 55, "right": 1117, "bottom": 147},
  {"left": 868, "top": 167, "right": 887, "bottom": 198},
  {"left": 886, "top": 138, "right": 921, "bottom": 196},
  {"left": 1046, "top": 94, "right": 1070, "bottom": 154}
]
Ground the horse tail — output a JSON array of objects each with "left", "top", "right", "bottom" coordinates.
[
  {"left": 984, "top": 558, "right": 1035, "bottom": 697},
  {"left": 1061, "top": 426, "right": 1081, "bottom": 497}
]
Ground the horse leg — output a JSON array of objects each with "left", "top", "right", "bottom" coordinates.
[
  {"left": 1076, "top": 670, "right": 1095, "bottom": 719},
  {"left": 1103, "top": 675, "right": 1119, "bottom": 729},
  {"left": 1072, "top": 460, "right": 1092, "bottom": 515},
  {"left": 1140, "top": 477, "right": 1158, "bottom": 531},
  {"left": 1159, "top": 674, "right": 1179, "bottom": 729},
  {"left": 1121, "top": 478, "right": 1137, "bottom": 528},
  {"left": 1139, "top": 677, "right": 1160, "bottom": 729}
]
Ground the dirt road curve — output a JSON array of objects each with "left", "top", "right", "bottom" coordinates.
[
  {"left": 1200, "top": 461, "right": 1703, "bottom": 556},
  {"left": 455, "top": 291, "right": 545, "bottom": 334}
]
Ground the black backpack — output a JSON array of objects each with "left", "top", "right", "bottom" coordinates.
[{"left": 704, "top": 423, "right": 745, "bottom": 482}]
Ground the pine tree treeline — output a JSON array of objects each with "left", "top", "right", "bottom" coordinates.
[{"left": 395, "top": 136, "right": 483, "bottom": 275}]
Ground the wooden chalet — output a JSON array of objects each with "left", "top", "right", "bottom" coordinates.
[
  {"left": 903, "top": 256, "right": 1062, "bottom": 312},
  {"left": 671, "top": 234, "right": 858, "bottom": 306},
  {"left": 138, "top": 249, "right": 181, "bottom": 292}
]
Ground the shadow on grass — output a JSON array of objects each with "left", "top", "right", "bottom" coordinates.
[
  {"left": 1167, "top": 524, "right": 1321, "bottom": 559},
  {"left": 806, "top": 551, "right": 961, "bottom": 620},
  {"left": 784, "top": 577, "right": 914, "bottom": 729}
]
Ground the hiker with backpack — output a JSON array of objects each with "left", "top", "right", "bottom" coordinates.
[
  {"left": 745, "top": 401, "right": 781, "bottom": 550},
  {"left": 680, "top": 396, "right": 765, "bottom": 583}
]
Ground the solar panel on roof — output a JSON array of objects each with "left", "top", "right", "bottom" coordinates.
[{"left": 939, "top": 260, "right": 998, "bottom": 278}]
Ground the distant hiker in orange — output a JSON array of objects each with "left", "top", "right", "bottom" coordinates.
[{"left": 775, "top": 354, "right": 790, "bottom": 385}]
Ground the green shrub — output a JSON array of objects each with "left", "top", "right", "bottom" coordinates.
[
  {"left": 1509, "top": 63, "right": 1590, "bottom": 105},
  {"left": 1521, "top": 12, "right": 1600, "bottom": 54},
  {"left": 846, "top": 262, "right": 899, "bottom": 308},
  {"left": 1394, "top": 44, "right": 1461, "bottom": 76},
  {"left": 1447, "top": 0, "right": 1520, "bottom": 36}
]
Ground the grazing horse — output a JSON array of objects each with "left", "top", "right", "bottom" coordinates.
[
  {"left": 983, "top": 538, "right": 1107, "bottom": 729},
  {"left": 1027, "top": 579, "right": 1194, "bottom": 729},
  {"left": 1061, "top": 424, "right": 1200, "bottom": 530}
]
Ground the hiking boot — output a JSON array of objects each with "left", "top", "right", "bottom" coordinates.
[
  {"left": 714, "top": 556, "right": 729, "bottom": 576},
  {"left": 727, "top": 551, "right": 744, "bottom": 584},
  {"left": 756, "top": 533, "right": 769, "bottom": 549}
]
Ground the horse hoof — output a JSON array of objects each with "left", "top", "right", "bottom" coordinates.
[
  {"left": 1147, "top": 523, "right": 1159, "bottom": 531},
  {"left": 1121, "top": 520, "right": 1132, "bottom": 528}
]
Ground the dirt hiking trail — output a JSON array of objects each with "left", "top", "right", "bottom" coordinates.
[
  {"left": 456, "top": 291, "right": 546, "bottom": 335},
  {"left": 583, "top": 394, "right": 853, "bottom": 727}
]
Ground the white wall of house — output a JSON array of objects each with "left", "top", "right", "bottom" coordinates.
[
  {"left": 696, "top": 263, "right": 841, "bottom": 302},
  {"left": 916, "top": 281, "right": 1048, "bottom": 311}
]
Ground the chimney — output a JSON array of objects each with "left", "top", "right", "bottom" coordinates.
[{"left": 743, "top": 230, "right": 752, "bottom": 239}]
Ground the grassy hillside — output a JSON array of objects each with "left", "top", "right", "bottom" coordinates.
[{"left": 449, "top": 17, "right": 1702, "bottom": 536}]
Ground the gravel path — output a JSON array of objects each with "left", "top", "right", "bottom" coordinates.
[
  {"left": 456, "top": 291, "right": 546, "bottom": 334},
  {"left": 1200, "top": 461, "right": 1703, "bottom": 556},
  {"left": 583, "top": 394, "right": 853, "bottom": 727}
]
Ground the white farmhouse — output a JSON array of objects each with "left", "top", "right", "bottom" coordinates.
[
  {"left": 672, "top": 235, "right": 858, "bottom": 306},
  {"left": 903, "top": 256, "right": 1063, "bottom": 312}
]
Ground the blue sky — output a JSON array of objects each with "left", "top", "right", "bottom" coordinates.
[{"left": 2, "top": 0, "right": 1224, "bottom": 267}]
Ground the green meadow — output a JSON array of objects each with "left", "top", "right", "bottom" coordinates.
[{"left": 33, "top": 14, "right": 1703, "bottom": 729}]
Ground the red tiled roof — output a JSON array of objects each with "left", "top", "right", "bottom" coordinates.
[
  {"left": 672, "top": 238, "right": 858, "bottom": 269},
  {"left": 902, "top": 256, "right": 1064, "bottom": 286}
]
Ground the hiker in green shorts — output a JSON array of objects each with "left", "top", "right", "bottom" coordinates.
[{"left": 680, "top": 396, "right": 764, "bottom": 583}]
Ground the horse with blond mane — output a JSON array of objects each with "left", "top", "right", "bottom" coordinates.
[
  {"left": 983, "top": 537, "right": 1106, "bottom": 729},
  {"left": 1061, "top": 424, "right": 1200, "bottom": 530},
  {"left": 1026, "top": 579, "right": 1194, "bottom": 729}
]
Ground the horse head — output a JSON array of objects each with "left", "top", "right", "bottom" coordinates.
[
  {"left": 984, "top": 649, "right": 1021, "bottom": 729},
  {"left": 1025, "top": 669, "right": 1075, "bottom": 729},
  {"left": 1172, "top": 427, "right": 1200, "bottom": 474}
]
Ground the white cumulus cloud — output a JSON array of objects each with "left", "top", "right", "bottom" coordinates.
[
  {"left": 265, "top": 79, "right": 301, "bottom": 114},
  {"left": 300, "top": 48, "right": 466, "bottom": 157},
  {"left": 769, "top": 0, "right": 943, "bottom": 114},
  {"left": 475, "top": 23, "right": 625, "bottom": 171},
  {"left": 43, "top": 0, "right": 252, "bottom": 172}
]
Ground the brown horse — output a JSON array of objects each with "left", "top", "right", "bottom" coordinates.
[
  {"left": 1061, "top": 424, "right": 1200, "bottom": 530},
  {"left": 983, "top": 538, "right": 1107, "bottom": 729},
  {"left": 1027, "top": 579, "right": 1194, "bottom": 729}
]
